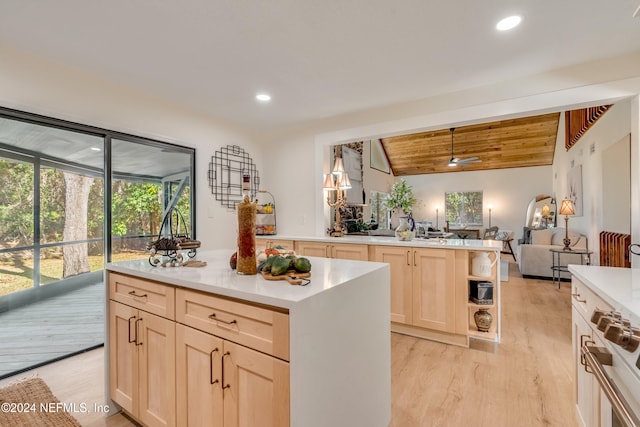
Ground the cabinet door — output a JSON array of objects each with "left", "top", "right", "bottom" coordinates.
[
  {"left": 222, "top": 341, "right": 290, "bottom": 427},
  {"left": 370, "top": 245, "right": 412, "bottom": 324},
  {"left": 331, "top": 243, "right": 369, "bottom": 260},
  {"left": 572, "top": 306, "right": 600, "bottom": 427},
  {"left": 294, "top": 241, "right": 329, "bottom": 257},
  {"left": 109, "top": 301, "right": 138, "bottom": 416},
  {"left": 138, "top": 311, "right": 176, "bottom": 427},
  {"left": 176, "top": 324, "right": 224, "bottom": 427},
  {"left": 412, "top": 248, "right": 455, "bottom": 332}
]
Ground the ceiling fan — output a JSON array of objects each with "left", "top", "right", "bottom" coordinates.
[{"left": 447, "top": 127, "right": 481, "bottom": 167}]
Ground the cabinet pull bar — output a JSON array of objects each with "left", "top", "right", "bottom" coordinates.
[
  {"left": 135, "top": 318, "right": 143, "bottom": 346},
  {"left": 222, "top": 351, "right": 231, "bottom": 391},
  {"left": 572, "top": 293, "right": 587, "bottom": 303},
  {"left": 582, "top": 345, "right": 640, "bottom": 427},
  {"left": 128, "top": 316, "right": 136, "bottom": 343},
  {"left": 406, "top": 251, "right": 410, "bottom": 266},
  {"left": 208, "top": 313, "right": 238, "bottom": 326},
  {"left": 128, "top": 290, "right": 148, "bottom": 299},
  {"left": 414, "top": 251, "right": 417, "bottom": 267},
  {"left": 210, "top": 348, "right": 219, "bottom": 385}
]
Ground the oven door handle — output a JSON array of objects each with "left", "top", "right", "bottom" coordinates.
[{"left": 581, "top": 344, "right": 640, "bottom": 427}]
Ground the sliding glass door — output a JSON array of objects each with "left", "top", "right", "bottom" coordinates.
[{"left": 0, "top": 108, "right": 195, "bottom": 378}]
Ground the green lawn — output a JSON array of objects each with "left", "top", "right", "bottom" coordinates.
[{"left": 0, "top": 252, "right": 146, "bottom": 296}]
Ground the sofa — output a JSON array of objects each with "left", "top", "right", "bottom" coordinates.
[{"left": 517, "top": 227, "right": 588, "bottom": 279}]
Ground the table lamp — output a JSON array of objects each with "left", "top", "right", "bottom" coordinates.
[
  {"left": 558, "top": 198, "right": 575, "bottom": 250},
  {"left": 323, "top": 156, "right": 351, "bottom": 237},
  {"left": 541, "top": 204, "right": 551, "bottom": 228}
]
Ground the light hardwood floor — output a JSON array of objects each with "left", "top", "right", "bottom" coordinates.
[{"left": 0, "top": 256, "right": 576, "bottom": 427}]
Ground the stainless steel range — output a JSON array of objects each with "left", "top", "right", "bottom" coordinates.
[{"left": 570, "top": 265, "right": 640, "bottom": 427}]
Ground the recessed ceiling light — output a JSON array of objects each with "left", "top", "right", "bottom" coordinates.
[
  {"left": 90, "top": 147, "right": 101, "bottom": 151},
  {"left": 256, "top": 93, "right": 271, "bottom": 102},
  {"left": 496, "top": 15, "right": 521, "bottom": 31}
]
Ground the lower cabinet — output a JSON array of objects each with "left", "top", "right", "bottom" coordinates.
[
  {"left": 176, "top": 324, "right": 290, "bottom": 427},
  {"left": 412, "top": 248, "right": 456, "bottom": 333},
  {"left": 294, "top": 241, "right": 368, "bottom": 260},
  {"left": 108, "top": 273, "right": 290, "bottom": 427},
  {"left": 109, "top": 300, "right": 176, "bottom": 427},
  {"left": 370, "top": 246, "right": 456, "bottom": 335}
]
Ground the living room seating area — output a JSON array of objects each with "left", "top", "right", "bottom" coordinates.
[{"left": 517, "top": 227, "right": 588, "bottom": 279}]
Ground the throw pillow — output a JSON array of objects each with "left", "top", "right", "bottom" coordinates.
[{"left": 531, "top": 228, "right": 553, "bottom": 245}]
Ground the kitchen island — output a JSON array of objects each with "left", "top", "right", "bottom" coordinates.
[
  {"left": 105, "top": 250, "right": 390, "bottom": 427},
  {"left": 258, "top": 235, "right": 503, "bottom": 347}
]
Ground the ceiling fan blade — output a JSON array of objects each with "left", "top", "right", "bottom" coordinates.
[{"left": 457, "top": 157, "right": 481, "bottom": 164}]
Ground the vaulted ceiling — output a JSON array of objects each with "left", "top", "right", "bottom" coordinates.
[{"left": 380, "top": 113, "right": 561, "bottom": 175}]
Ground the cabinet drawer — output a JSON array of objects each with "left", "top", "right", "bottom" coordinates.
[
  {"left": 176, "top": 288, "right": 290, "bottom": 361},
  {"left": 109, "top": 272, "right": 175, "bottom": 320},
  {"left": 572, "top": 278, "right": 612, "bottom": 320}
]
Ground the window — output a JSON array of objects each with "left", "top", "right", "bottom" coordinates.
[{"left": 445, "top": 191, "right": 483, "bottom": 226}]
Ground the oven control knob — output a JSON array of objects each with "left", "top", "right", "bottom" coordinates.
[
  {"left": 591, "top": 309, "right": 609, "bottom": 325},
  {"left": 603, "top": 324, "right": 640, "bottom": 352},
  {"left": 597, "top": 316, "right": 620, "bottom": 332}
]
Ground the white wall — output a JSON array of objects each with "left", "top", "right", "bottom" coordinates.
[
  {"left": 0, "top": 43, "right": 261, "bottom": 251},
  {"left": 552, "top": 99, "right": 633, "bottom": 262}
]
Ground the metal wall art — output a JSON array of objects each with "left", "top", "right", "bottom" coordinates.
[{"left": 208, "top": 145, "right": 260, "bottom": 209}]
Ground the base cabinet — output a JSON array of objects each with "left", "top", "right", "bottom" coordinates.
[
  {"left": 176, "top": 324, "right": 290, "bottom": 427},
  {"left": 109, "top": 300, "right": 176, "bottom": 427},
  {"left": 294, "top": 241, "right": 368, "bottom": 260},
  {"left": 370, "top": 246, "right": 459, "bottom": 339}
]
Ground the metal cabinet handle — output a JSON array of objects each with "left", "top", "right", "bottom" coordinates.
[
  {"left": 128, "top": 316, "right": 137, "bottom": 343},
  {"left": 208, "top": 313, "right": 237, "bottom": 327},
  {"left": 579, "top": 335, "right": 594, "bottom": 367},
  {"left": 414, "top": 251, "right": 417, "bottom": 267},
  {"left": 406, "top": 251, "right": 410, "bottom": 266},
  {"left": 210, "top": 348, "right": 219, "bottom": 385},
  {"left": 135, "top": 318, "right": 143, "bottom": 346},
  {"left": 128, "top": 290, "right": 148, "bottom": 299},
  {"left": 572, "top": 293, "right": 587, "bottom": 303},
  {"left": 222, "top": 351, "right": 231, "bottom": 391}
]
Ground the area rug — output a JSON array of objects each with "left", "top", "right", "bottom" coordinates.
[{"left": 0, "top": 377, "right": 82, "bottom": 426}]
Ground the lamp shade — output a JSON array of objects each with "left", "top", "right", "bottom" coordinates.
[
  {"left": 559, "top": 198, "right": 575, "bottom": 216},
  {"left": 541, "top": 205, "right": 551, "bottom": 216},
  {"left": 338, "top": 173, "right": 352, "bottom": 190},
  {"left": 322, "top": 174, "right": 336, "bottom": 190},
  {"left": 332, "top": 157, "right": 345, "bottom": 175}
]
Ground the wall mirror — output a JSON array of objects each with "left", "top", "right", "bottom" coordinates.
[{"left": 524, "top": 194, "right": 556, "bottom": 229}]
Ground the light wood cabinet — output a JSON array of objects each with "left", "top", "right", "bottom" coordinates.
[
  {"left": 255, "top": 237, "right": 295, "bottom": 252},
  {"left": 109, "top": 300, "right": 176, "bottom": 427},
  {"left": 176, "top": 324, "right": 290, "bottom": 427},
  {"left": 109, "top": 273, "right": 290, "bottom": 427},
  {"left": 294, "top": 240, "right": 368, "bottom": 260},
  {"left": 412, "top": 248, "right": 456, "bottom": 333},
  {"left": 369, "top": 245, "right": 413, "bottom": 324},
  {"left": 370, "top": 246, "right": 458, "bottom": 337}
]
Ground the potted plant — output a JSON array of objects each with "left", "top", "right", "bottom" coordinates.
[{"left": 384, "top": 179, "right": 417, "bottom": 240}]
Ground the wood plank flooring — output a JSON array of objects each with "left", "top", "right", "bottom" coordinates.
[
  {"left": 0, "top": 282, "right": 104, "bottom": 378},
  {"left": 0, "top": 257, "right": 576, "bottom": 426}
]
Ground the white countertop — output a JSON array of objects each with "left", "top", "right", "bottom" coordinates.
[
  {"left": 569, "top": 265, "right": 640, "bottom": 323},
  {"left": 265, "top": 234, "right": 502, "bottom": 251},
  {"left": 106, "top": 249, "right": 389, "bottom": 309}
]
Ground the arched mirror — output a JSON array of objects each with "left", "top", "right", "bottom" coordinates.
[{"left": 525, "top": 194, "right": 556, "bottom": 229}]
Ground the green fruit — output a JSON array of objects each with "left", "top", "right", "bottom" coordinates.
[
  {"left": 285, "top": 255, "right": 297, "bottom": 268},
  {"left": 293, "top": 257, "right": 311, "bottom": 273},
  {"left": 270, "top": 255, "right": 291, "bottom": 276}
]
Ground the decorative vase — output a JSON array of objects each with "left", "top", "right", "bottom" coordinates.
[
  {"left": 474, "top": 308, "right": 493, "bottom": 332},
  {"left": 395, "top": 215, "right": 416, "bottom": 241}
]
